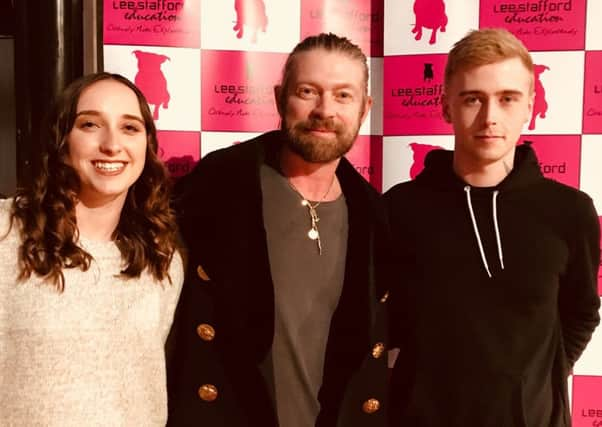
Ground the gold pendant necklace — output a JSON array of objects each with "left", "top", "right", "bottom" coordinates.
[{"left": 287, "top": 175, "right": 336, "bottom": 255}]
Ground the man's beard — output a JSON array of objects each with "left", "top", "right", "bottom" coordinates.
[{"left": 282, "top": 116, "right": 361, "bottom": 163}]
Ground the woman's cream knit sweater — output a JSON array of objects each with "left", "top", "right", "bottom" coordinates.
[{"left": 0, "top": 199, "right": 184, "bottom": 426}]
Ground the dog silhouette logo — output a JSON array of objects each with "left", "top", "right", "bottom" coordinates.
[
  {"left": 412, "top": 0, "right": 448, "bottom": 45},
  {"left": 529, "top": 64, "right": 549, "bottom": 131},
  {"left": 423, "top": 63, "right": 434, "bottom": 82},
  {"left": 233, "top": 0, "right": 268, "bottom": 43},
  {"left": 132, "top": 50, "right": 171, "bottom": 120},
  {"left": 409, "top": 142, "right": 442, "bottom": 179}
]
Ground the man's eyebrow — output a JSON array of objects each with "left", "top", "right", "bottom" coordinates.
[
  {"left": 332, "top": 83, "right": 358, "bottom": 91},
  {"left": 295, "top": 80, "right": 359, "bottom": 89},
  {"left": 458, "top": 89, "right": 525, "bottom": 97}
]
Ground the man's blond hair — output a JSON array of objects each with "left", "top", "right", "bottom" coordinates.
[{"left": 444, "top": 28, "right": 534, "bottom": 92}]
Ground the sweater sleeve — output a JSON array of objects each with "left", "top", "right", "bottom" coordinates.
[
  {"left": 161, "top": 249, "right": 185, "bottom": 344},
  {"left": 558, "top": 195, "right": 601, "bottom": 367},
  {"left": 0, "top": 198, "right": 13, "bottom": 237}
]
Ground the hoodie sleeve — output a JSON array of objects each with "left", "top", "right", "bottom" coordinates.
[{"left": 558, "top": 195, "right": 601, "bottom": 367}]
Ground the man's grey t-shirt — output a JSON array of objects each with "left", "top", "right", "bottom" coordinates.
[{"left": 260, "top": 162, "right": 348, "bottom": 427}]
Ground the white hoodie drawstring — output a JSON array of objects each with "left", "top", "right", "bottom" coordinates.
[
  {"left": 464, "top": 186, "right": 505, "bottom": 278},
  {"left": 492, "top": 190, "right": 505, "bottom": 270},
  {"left": 464, "top": 186, "right": 491, "bottom": 278}
]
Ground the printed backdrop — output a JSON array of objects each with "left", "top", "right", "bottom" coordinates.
[{"left": 103, "top": 0, "right": 602, "bottom": 422}]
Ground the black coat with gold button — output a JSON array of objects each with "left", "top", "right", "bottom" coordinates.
[{"left": 166, "top": 131, "right": 390, "bottom": 427}]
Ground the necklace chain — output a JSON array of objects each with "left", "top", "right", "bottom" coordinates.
[{"left": 287, "top": 175, "right": 336, "bottom": 255}]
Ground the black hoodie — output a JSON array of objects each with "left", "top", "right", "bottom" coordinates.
[{"left": 385, "top": 143, "right": 600, "bottom": 427}]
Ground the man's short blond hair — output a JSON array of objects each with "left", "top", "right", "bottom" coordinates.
[{"left": 444, "top": 28, "right": 534, "bottom": 92}]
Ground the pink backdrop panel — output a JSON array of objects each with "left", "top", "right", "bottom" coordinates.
[
  {"left": 301, "top": 0, "right": 384, "bottom": 56},
  {"left": 583, "top": 51, "right": 602, "bottom": 134},
  {"left": 345, "top": 135, "right": 383, "bottom": 192},
  {"left": 383, "top": 54, "right": 451, "bottom": 136},
  {"left": 572, "top": 375, "right": 602, "bottom": 426},
  {"left": 103, "top": 0, "right": 201, "bottom": 47},
  {"left": 479, "top": 0, "right": 587, "bottom": 51},
  {"left": 523, "top": 135, "right": 581, "bottom": 189},
  {"left": 158, "top": 130, "right": 200, "bottom": 178},
  {"left": 102, "top": 1, "right": 602, "bottom": 416},
  {"left": 201, "top": 50, "right": 287, "bottom": 132}
]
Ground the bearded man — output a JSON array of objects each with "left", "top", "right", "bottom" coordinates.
[{"left": 167, "top": 33, "right": 391, "bottom": 427}]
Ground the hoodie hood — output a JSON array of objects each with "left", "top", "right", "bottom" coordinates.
[
  {"left": 416, "top": 142, "right": 545, "bottom": 192},
  {"left": 415, "top": 142, "right": 545, "bottom": 278}
]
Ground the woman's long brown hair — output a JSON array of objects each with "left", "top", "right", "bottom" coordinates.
[{"left": 11, "top": 72, "right": 178, "bottom": 291}]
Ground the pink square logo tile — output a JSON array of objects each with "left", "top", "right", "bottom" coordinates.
[
  {"left": 201, "top": 50, "right": 287, "bottom": 132},
  {"left": 479, "top": 0, "right": 586, "bottom": 51},
  {"left": 521, "top": 136, "right": 581, "bottom": 189},
  {"left": 301, "top": 0, "right": 384, "bottom": 57},
  {"left": 104, "top": 0, "right": 200, "bottom": 48},
  {"left": 583, "top": 51, "right": 602, "bottom": 134},
  {"left": 572, "top": 375, "right": 602, "bottom": 427},
  {"left": 345, "top": 135, "right": 383, "bottom": 192},
  {"left": 384, "top": 54, "right": 452, "bottom": 136},
  {"left": 157, "top": 131, "right": 200, "bottom": 178}
]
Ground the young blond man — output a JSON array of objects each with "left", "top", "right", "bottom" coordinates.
[{"left": 386, "top": 28, "right": 600, "bottom": 427}]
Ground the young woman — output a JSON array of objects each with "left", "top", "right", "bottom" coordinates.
[{"left": 0, "top": 72, "right": 184, "bottom": 425}]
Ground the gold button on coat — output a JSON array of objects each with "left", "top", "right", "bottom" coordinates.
[
  {"left": 372, "top": 342, "right": 385, "bottom": 359},
  {"left": 380, "top": 291, "right": 389, "bottom": 303},
  {"left": 198, "top": 384, "right": 218, "bottom": 402},
  {"left": 196, "top": 323, "right": 215, "bottom": 341},
  {"left": 362, "top": 398, "right": 380, "bottom": 414},
  {"left": 196, "top": 265, "right": 210, "bottom": 281}
]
